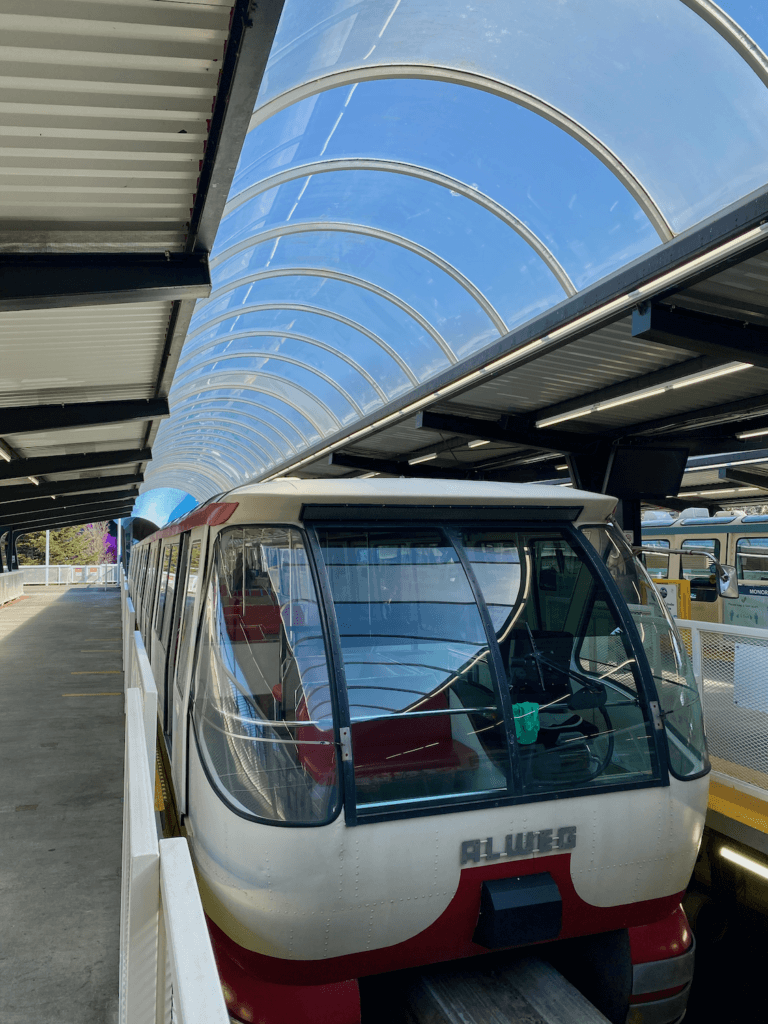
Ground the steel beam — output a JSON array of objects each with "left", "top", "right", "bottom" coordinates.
[
  {"left": 632, "top": 303, "right": 768, "bottom": 369},
  {"left": 0, "top": 488, "right": 139, "bottom": 521},
  {"left": 414, "top": 410, "right": 586, "bottom": 454},
  {"left": 189, "top": 0, "right": 287, "bottom": 253},
  {"left": 0, "top": 400, "right": 169, "bottom": 436},
  {"left": 718, "top": 466, "right": 768, "bottom": 490},
  {"left": 0, "top": 255, "right": 210, "bottom": 313},
  {"left": 6, "top": 501, "right": 136, "bottom": 534},
  {"left": 0, "top": 474, "right": 142, "bottom": 505},
  {"left": 0, "top": 449, "right": 151, "bottom": 481}
]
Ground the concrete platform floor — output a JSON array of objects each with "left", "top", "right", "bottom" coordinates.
[{"left": 0, "top": 586, "right": 124, "bottom": 1024}]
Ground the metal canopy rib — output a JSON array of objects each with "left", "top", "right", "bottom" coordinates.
[{"left": 0, "top": 449, "right": 152, "bottom": 482}]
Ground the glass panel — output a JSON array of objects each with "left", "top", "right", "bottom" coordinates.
[
  {"left": 216, "top": 170, "right": 565, "bottom": 327},
  {"left": 155, "top": 545, "right": 172, "bottom": 634},
  {"left": 643, "top": 540, "right": 670, "bottom": 580},
  {"left": 583, "top": 525, "right": 708, "bottom": 779},
  {"left": 462, "top": 528, "right": 655, "bottom": 793},
  {"left": 161, "top": 544, "right": 180, "bottom": 647},
  {"left": 737, "top": 537, "right": 768, "bottom": 582},
  {"left": 235, "top": 80, "right": 657, "bottom": 291},
  {"left": 260, "top": 0, "right": 768, "bottom": 232},
  {"left": 185, "top": 307, "right": 412, "bottom": 401},
  {"left": 175, "top": 540, "right": 202, "bottom": 696},
  {"left": 681, "top": 538, "right": 720, "bottom": 605},
  {"left": 190, "top": 275, "right": 449, "bottom": 384},
  {"left": 316, "top": 526, "right": 509, "bottom": 808},
  {"left": 174, "top": 332, "right": 385, "bottom": 414},
  {"left": 193, "top": 527, "right": 338, "bottom": 824},
  {"left": 211, "top": 232, "right": 500, "bottom": 361}
]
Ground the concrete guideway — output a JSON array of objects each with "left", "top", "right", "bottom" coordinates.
[{"left": 0, "top": 587, "right": 124, "bottom": 1024}]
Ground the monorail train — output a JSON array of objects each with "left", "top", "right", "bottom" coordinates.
[
  {"left": 643, "top": 508, "right": 768, "bottom": 628},
  {"left": 128, "top": 479, "right": 709, "bottom": 1024}
]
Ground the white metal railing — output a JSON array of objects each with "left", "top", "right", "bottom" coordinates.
[
  {"left": 21, "top": 563, "right": 119, "bottom": 585},
  {"left": 677, "top": 617, "right": 768, "bottom": 801},
  {"left": 0, "top": 569, "right": 24, "bottom": 606},
  {"left": 119, "top": 568, "right": 228, "bottom": 1024}
]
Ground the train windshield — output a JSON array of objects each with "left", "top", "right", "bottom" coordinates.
[
  {"left": 582, "top": 525, "right": 708, "bottom": 781},
  {"left": 316, "top": 525, "right": 660, "bottom": 814},
  {"left": 193, "top": 527, "right": 339, "bottom": 824}
]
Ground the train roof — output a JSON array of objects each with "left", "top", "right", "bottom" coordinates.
[
  {"left": 642, "top": 508, "right": 768, "bottom": 531},
  {"left": 143, "top": 478, "right": 617, "bottom": 542}
]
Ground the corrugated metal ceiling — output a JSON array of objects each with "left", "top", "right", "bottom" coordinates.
[{"left": 0, "top": 0, "right": 230, "bottom": 252}]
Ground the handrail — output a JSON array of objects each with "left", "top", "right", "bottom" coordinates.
[
  {"left": 120, "top": 595, "right": 228, "bottom": 1024},
  {"left": 0, "top": 568, "right": 24, "bottom": 606}
]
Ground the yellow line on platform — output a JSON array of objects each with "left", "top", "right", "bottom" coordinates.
[
  {"left": 62, "top": 692, "right": 122, "bottom": 697},
  {"left": 70, "top": 670, "right": 121, "bottom": 675},
  {"left": 709, "top": 778, "right": 768, "bottom": 837}
]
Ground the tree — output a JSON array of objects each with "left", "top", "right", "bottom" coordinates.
[{"left": 16, "top": 522, "right": 117, "bottom": 565}]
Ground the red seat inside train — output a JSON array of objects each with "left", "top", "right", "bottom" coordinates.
[{"left": 296, "top": 689, "right": 478, "bottom": 787}]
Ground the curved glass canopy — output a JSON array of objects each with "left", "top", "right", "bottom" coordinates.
[{"left": 144, "top": 0, "right": 768, "bottom": 501}]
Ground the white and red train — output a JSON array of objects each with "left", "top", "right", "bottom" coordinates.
[{"left": 128, "top": 479, "right": 708, "bottom": 1024}]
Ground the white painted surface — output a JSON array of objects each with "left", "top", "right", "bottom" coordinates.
[
  {"left": 0, "top": 570, "right": 24, "bottom": 606},
  {"left": 187, "top": 737, "right": 708, "bottom": 962}
]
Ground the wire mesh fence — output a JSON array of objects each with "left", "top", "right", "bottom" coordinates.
[{"left": 677, "top": 619, "right": 768, "bottom": 793}]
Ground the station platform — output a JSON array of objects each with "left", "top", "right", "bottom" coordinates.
[{"left": 0, "top": 586, "right": 124, "bottom": 1024}]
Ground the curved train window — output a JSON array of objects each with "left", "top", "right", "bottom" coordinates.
[
  {"left": 315, "top": 527, "right": 510, "bottom": 810},
  {"left": 583, "top": 526, "right": 707, "bottom": 779},
  {"left": 643, "top": 539, "right": 670, "bottom": 579},
  {"left": 174, "top": 540, "right": 201, "bottom": 696},
  {"left": 462, "top": 529, "right": 656, "bottom": 795},
  {"left": 193, "top": 527, "right": 339, "bottom": 825},
  {"left": 737, "top": 538, "right": 768, "bottom": 583}
]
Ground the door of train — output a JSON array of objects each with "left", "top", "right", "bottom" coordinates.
[{"left": 168, "top": 528, "right": 208, "bottom": 814}]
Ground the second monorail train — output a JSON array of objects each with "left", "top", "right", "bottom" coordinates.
[
  {"left": 128, "top": 479, "right": 709, "bottom": 1024},
  {"left": 643, "top": 508, "right": 768, "bottom": 628}
]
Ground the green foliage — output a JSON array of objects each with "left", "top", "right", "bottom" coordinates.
[{"left": 16, "top": 522, "right": 115, "bottom": 565}]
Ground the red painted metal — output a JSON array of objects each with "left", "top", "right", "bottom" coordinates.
[
  {"left": 144, "top": 502, "right": 238, "bottom": 543},
  {"left": 207, "top": 852, "right": 685, "bottom": 1019},
  {"left": 628, "top": 904, "right": 691, "bottom": 964}
]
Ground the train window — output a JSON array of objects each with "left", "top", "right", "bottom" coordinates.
[
  {"left": 583, "top": 526, "right": 708, "bottom": 780},
  {"left": 155, "top": 545, "right": 173, "bottom": 633},
  {"left": 681, "top": 539, "right": 720, "bottom": 604},
  {"left": 160, "top": 543, "right": 180, "bottom": 646},
  {"left": 193, "top": 527, "right": 339, "bottom": 825},
  {"left": 316, "top": 527, "right": 510, "bottom": 810},
  {"left": 737, "top": 538, "right": 768, "bottom": 583},
  {"left": 174, "top": 540, "right": 201, "bottom": 696},
  {"left": 461, "top": 529, "right": 656, "bottom": 795},
  {"left": 643, "top": 540, "right": 670, "bottom": 579}
]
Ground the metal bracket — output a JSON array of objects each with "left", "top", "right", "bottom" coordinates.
[
  {"left": 338, "top": 727, "right": 352, "bottom": 762},
  {"left": 649, "top": 700, "right": 665, "bottom": 731}
]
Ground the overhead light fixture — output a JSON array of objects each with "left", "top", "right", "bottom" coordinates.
[
  {"left": 359, "top": 472, "right": 379, "bottom": 479},
  {"left": 468, "top": 439, "right": 490, "bottom": 448},
  {"left": 680, "top": 486, "right": 758, "bottom": 496},
  {"left": 408, "top": 452, "right": 438, "bottom": 465},
  {"left": 555, "top": 463, "right": 568, "bottom": 470},
  {"left": 737, "top": 426, "right": 768, "bottom": 440},
  {"left": 721, "top": 846, "right": 768, "bottom": 881},
  {"left": 536, "top": 363, "right": 752, "bottom": 429},
  {"left": 685, "top": 456, "right": 768, "bottom": 472},
  {"left": 28, "top": 476, "right": 39, "bottom": 485}
]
